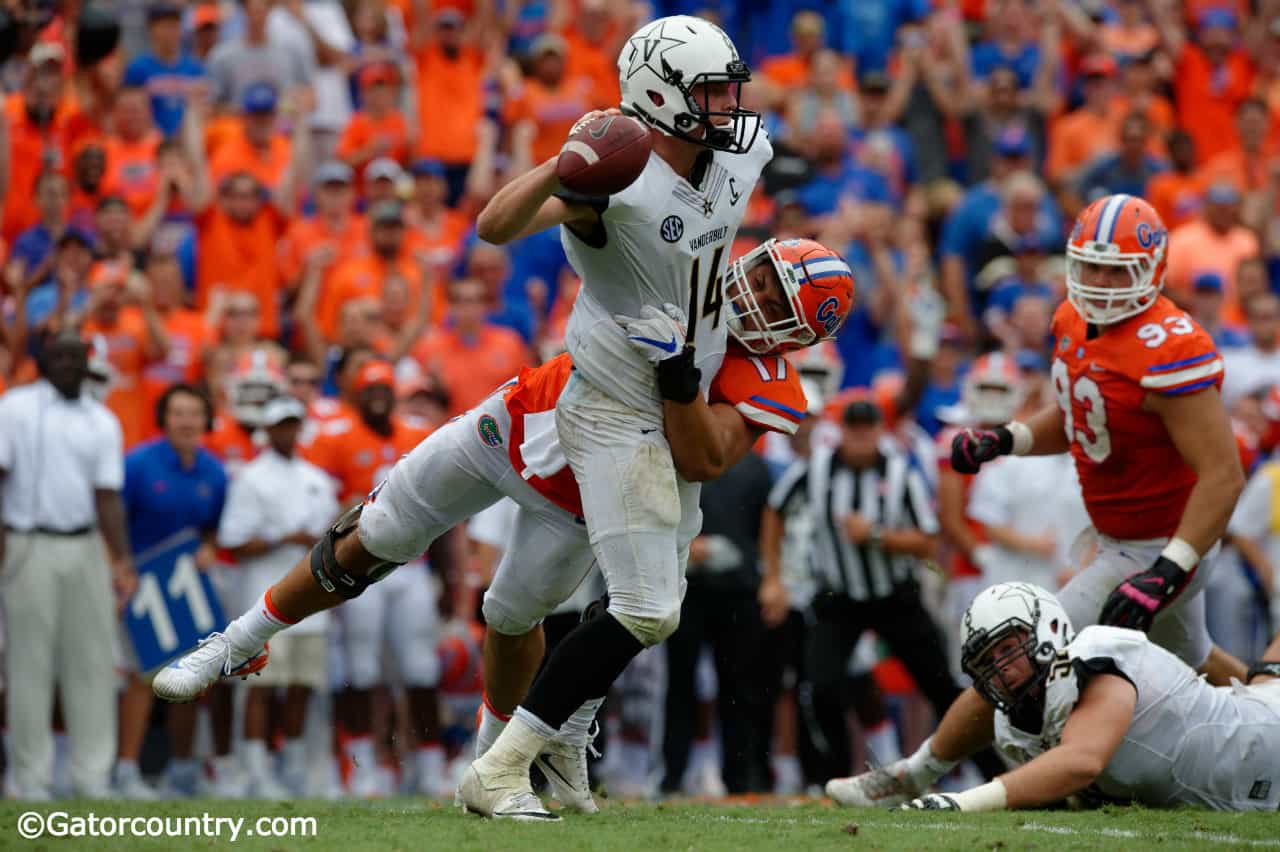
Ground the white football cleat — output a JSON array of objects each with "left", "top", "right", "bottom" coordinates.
[
  {"left": 826, "top": 759, "right": 924, "bottom": 809},
  {"left": 456, "top": 762, "right": 559, "bottom": 821},
  {"left": 535, "top": 735, "right": 599, "bottom": 814},
  {"left": 152, "top": 633, "right": 269, "bottom": 703}
]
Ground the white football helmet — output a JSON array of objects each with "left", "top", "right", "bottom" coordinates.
[
  {"left": 617, "top": 15, "right": 759, "bottom": 153},
  {"left": 960, "top": 582, "right": 1075, "bottom": 714},
  {"left": 792, "top": 341, "right": 845, "bottom": 414},
  {"left": 226, "top": 349, "right": 288, "bottom": 429},
  {"left": 962, "top": 352, "right": 1025, "bottom": 425}
]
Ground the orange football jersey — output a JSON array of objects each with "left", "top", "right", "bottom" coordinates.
[
  {"left": 504, "top": 349, "right": 809, "bottom": 517},
  {"left": 1050, "top": 295, "right": 1223, "bottom": 540},
  {"left": 305, "top": 414, "right": 432, "bottom": 503}
]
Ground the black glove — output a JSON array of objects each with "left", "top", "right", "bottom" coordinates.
[
  {"left": 656, "top": 345, "right": 702, "bottom": 404},
  {"left": 1098, "top": 556, "right": 1193, "bottom": 632},
  {"left": 949, "top": 426, "right": 1013, "bottom": 474}
]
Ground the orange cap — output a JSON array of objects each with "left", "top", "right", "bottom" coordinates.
[{"left": 354, "top": 360, "right": 396, "bottom": 392}]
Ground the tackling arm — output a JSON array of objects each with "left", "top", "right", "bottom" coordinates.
[{"left": 663, "top": 398, "right": 764, "bottom": 482}]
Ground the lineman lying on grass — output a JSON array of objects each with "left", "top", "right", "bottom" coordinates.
[{"left": 888, "top": 582, "right": 1280, "bottom": 812}]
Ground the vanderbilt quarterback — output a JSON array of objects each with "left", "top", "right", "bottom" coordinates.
[{"left": 828, "top": 193, "right": 1248, "bottom": 808}]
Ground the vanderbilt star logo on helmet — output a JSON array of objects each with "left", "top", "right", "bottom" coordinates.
[{"left": 623, "top": 22, "right": 688, "bottom": 81}]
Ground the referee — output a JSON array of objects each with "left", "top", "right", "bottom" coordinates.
[{"left": 769, "top": 398, "right": 958, "bottom": 781}]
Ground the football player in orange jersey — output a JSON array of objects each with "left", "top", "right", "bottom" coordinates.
[
  {"left": 302, "top": 359, "right": 447, "bottom": 796},
  {"left": 829, "top": 193, "right": 1249, "bottom": 812},
  {"left": 154, "top": 236, "right": 854, "bottom": 810}
]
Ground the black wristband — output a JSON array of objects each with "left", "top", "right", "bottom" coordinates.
[
  {"left": 992, "top": 425, "right": 1014, "bottom": 456},
  {"left": 656, "top": 345, "right": 701, "bottom": 404},
  {"left": 1246, "top": 661, "right": 1280, "bottom": 683}
]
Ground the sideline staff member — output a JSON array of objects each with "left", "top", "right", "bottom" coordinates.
[{"left": 0, "top": 329, "right": 134, "bottom": 799}]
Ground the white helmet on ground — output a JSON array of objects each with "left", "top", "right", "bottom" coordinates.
[
  {"left": 618, "top": 15, "right": 759, "bottom": 154},
  {"left": 960, "top": 582, "right": 1075, "bottom": 714}
]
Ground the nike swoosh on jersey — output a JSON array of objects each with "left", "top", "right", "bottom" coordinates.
[{"left": 630, "top": 335, "right": 678, "bottom": 353}]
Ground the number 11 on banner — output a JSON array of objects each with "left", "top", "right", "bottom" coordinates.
[{"left": 125, "top": 531, "right": 227, "bottom": 673}]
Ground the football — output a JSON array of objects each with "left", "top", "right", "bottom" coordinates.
[{"left": 556, "top": 113, "right": 652, "bottom": 196}]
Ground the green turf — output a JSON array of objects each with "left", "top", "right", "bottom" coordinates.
[{"left": 1, "top": 798, "right": 1276, "bottom": 851}]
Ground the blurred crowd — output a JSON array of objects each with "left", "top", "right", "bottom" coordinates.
[{"left": 1, "top": 0, "right": 1280, "bottom": 801}]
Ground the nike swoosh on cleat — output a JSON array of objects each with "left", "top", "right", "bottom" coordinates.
[
  {"left": 630, "top": 335, "right": 678, "bottom": 353},
  {"left": 537, "top": 755, "right": 577, "bottom": 791}
]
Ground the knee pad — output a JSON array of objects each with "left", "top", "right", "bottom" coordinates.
[
  {"left": 481, "top": 592, "right": 543, "bottom": 637},
  {"left": 310, "top": 503, "right": 403, "bottom": 601},
  {"left": 610, "top": 605, "right": 681, "bottom": 648}
]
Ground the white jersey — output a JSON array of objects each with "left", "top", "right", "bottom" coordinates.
[
  {"left": 562, "top": 124, "right": 773, "bottom": 412},
  {"left": 994, "top": 625, "right": 1280, "bottom": 811}
]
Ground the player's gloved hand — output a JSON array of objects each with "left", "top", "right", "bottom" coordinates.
[
  {"left": 616, "top": 304, "right": 703, "bottom": 404},
  {"left": 1099, "top": 556, "right": 1193, "bottom": 632},
  {"left": 950, "top": 426, "right": 1014, "bottom": 474},
  {"left": 615, "top": 303, "right": 687, "bottom": 365},
  {"left": 899, "top": 794, "right": 962, "bottom": 812}
]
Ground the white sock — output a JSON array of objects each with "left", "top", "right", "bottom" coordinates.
[
  {"left": 479, "top": 711, "right": 552, "bottom": 769},
  {"left": 416, "top": 744, "right": 444, "bottom": 785},
  {"left": 864, "top": 720, "right": 901, "bottom": 765},
  {"left": 282, "top": 738, "right": 307, "bottom": 775},
  {"left": 243, "top": 739, "right": 271, "bottom": 778},
  {"left": 212, "top": 753, "right": 240, "bottom": 782},
  {"left": 555, "top": 698, "right": 603, "bottom": 748},
  {"left": 345, "top": 736, "right": 376, "bottom": 774},
  {"left": 903, "top": 736, "right": 956, "bottom": 787},
  {"left": 772, "top": 754, "right": 802, "bottom": 792},
  {"left": 225, "top": 590, "right": 292, "bottom": 659},
  {"left": 168, "top": 758, "right": 198, "bottom": 784},
  {"left": 475, "top": 699, "right": 509, "bottom": 758}
]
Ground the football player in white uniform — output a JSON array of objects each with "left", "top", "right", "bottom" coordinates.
[
  {"left": 458, "top": 15, "right": 775, "bottom": 819},
  {"left": 896, "top": 582, "right": 1280, "bottom": 812}
]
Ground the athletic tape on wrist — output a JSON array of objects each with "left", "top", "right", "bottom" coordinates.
[
  {"left": 1006, "top": 421, "right": 1033, "bottom": 456},
  {"left": 951, "top": 779, "right": 1008, "bottom": 812},
  {"left": 1160, "top": 537, "right": 1199, "bottom": 573}
]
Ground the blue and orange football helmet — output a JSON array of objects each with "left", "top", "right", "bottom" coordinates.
[
  {"left": 1066, "top": 193, "right": 1169, "bottom": 326},
  {"left": 725, "top": 238, "right": 856, "bottom": 354}
]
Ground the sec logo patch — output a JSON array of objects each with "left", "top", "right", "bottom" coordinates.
[
  {"left": 660, "top": 215, "right": 684, "bottom": 243},
  {"left": 477, "top": 414, "right": 503, "bottom": 448}
]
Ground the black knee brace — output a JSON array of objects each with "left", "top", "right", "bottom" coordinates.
[{"left": 309, "top": 504, "right": 402, "bottom": 600}]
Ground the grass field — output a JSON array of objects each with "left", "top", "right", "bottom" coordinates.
[{"left": 2, "top": 797, "right": 1278, "bottom": 851}]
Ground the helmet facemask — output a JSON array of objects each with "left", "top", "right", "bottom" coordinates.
[
  {"left": 725, "top": 240, "right": 814, "bottom": 354},
  {"left": 961, "top": 621, "right": 1047, "bottom": 715},
  {"left": 1066, "top": 240, "right": 1163, "bottom": 326}
]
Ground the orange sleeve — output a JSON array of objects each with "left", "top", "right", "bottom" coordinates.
[
  {"left": 710, "top": 353, "right": 807, "bottom": 435},
  {"left": 1111, "top": 303, "right": 1222, "bottom": 396},
  {"left": 317, "top": 262, "right": 355, "bottom": 341}
]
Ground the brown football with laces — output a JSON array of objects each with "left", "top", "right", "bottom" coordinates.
[{"left": 556, "top": 114, "right": 652, "bottom": 196}]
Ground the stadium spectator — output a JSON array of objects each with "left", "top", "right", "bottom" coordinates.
[
  {"left": 206, "top": 0, "right": 313, "bottom": 111},
  {"left": 2, "top": 43, "right": 71, "bottom": 244},
  {"left": 761, "top": 11, "right": 853, "bottom": 100},
  {"left": 116, "top": 383, "right": 226, "bottom": 799},
  {"left": 1165, "top": 180, "right": 1260, "bottom": 315},
  {"left": 1186, "top": 272, "right": 1251, "bottom": 349},
  {"left": 277, "top": 161, "right": 367, "bottom": 295},
  {"left": 1156, "top": 1, "right": 1256, "bottom": 162},
  {"left": 337, "top": 61, "right": 412, "bottom": 176},
  {"left": 1146, "top": 129, "right": 1204, "bottom": 229},
  {"left": 217, "top": 395, "right": 337, "bottom": 798},
  {"left": 1196, "top": 98, "right": 1275, "bottom": 195},
  {"left": 1223, "top": 292, "right": 1280, "bottom": 407},
  {"left": 1076, "top": 111, "right": 1168, "bottom": 204},
  {"left": 123, "top": 2, "right": 206, "bottom": 138},
  {"left": 1047, "top": 53, "right": 1123, "bottom": 190},
  {"left": 958, "top": 65, "right": 1044, "bottom": 185},
  {"left": 506, "top": 34, "right": 604, "bottom": 171},
  {"left": 80, "top": 261, "right": 167, "bottom": 449},
  {"left": 411, "top": 277, "right": 530, "bottom": 418},
  {"left": 0, "top": 329, "right": 132, "bottom": 800},
  {"left": 68, "top": 140, "right": 109, "bottom": 231},
  {"left": 20, "top": 227, "right": 95, "bottom": 337},
  {"left": 8, "top": 171, "right": 70, "bottom": 308},
  {"left": 404, "top": 158, "right": 470, "bottom": 277}
]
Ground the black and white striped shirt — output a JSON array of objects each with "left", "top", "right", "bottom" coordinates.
[{"left": 767, "top": 443, "right": 938, "bottom": 602}]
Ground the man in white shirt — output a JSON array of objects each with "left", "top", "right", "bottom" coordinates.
[
  {"left": 1221, "top": 292, "right": 1280, "bottom": 407},
  {"left": 217, "top": 396, "right": 338, "bottom": 798},
  {"left": 0, "top": 330, "right": 134, "bottom": 800}
]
